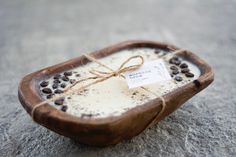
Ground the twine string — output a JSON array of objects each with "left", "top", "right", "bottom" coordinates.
[{"left": 31, "top": 47, "right": 186, "bottom": 126}]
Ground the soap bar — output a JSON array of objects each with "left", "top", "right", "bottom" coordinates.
[
  {"left": 38, "top": 48, "right": 200, "bottom": 118},
  {"left": 18, "top": 40, "right": 214, "bottom": 146}
]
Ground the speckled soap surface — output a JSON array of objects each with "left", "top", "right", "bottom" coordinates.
[
  {"left": 0, "top": 0, "right": 236, "bottom": 157},
  {"left": 39, "top": 48, "right": 200, "bottom": 118}
]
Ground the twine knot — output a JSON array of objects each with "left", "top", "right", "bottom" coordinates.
[{"left": 84, "top": 54, "right": 144, "bottom": 79}]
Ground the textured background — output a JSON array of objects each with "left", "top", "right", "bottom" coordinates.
[{"left": 0, "top": 0, "right": 236, "bottom": 157}]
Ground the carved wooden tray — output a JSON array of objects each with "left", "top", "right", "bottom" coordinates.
[{"left": 18, "top": 40, "right": 214, "bottom": 146}]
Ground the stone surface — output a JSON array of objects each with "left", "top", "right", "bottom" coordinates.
[{"left": 0, "top": 0, "right": 236, "bottom": 156}]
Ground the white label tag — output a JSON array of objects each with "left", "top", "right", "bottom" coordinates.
[{"left": 125, "top": 59, "right": 171, "bottom": 88}]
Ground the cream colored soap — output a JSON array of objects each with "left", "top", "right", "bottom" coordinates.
[{"left": 40, "top": 48, "right": 200, "bottom": 118}]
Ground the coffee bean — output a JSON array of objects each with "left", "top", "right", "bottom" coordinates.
[
  {"left": 54, "top": 98, "right": 64, "bottom": 105},
  {"left": 54, "top": 89, "right": 64, "bottom": 94},
  {"left": 42, "top": 88, "right": 52, "bottom": 94},
  {"left": 181, "top": 68, "right": 190, "bottom": 73},
  {"left": 170, "top": 66, "right": 178, "bottom": 71},
  {"left": 64, "top": 71, "right": 72, "bottom": 76},
  {"left": 60, "top": 83, "right": 67, "bottom": 88},
  {"left": 154, "top": 50, "right": 160, "bottom": 54},
  {"left": 169, "top": 59, "right": 176, "bottom": 64},
  {"left": 70, "top": 79, "right": 76, "bottom": 84},
  {"left": 61, "top": 105, "right": 68, "bottom": 112},
  {"left": 53, "top": 74, "right": 61, "bottom": 79},
  {"left": 46, "top": 94, "right": 54, "bottom": 99},
  {"left": 172, "top": 70, "right": 179, "bottom": 75},
  {"left": 174, "top": 60, "right": 181, "bottom": 65},
  {"left": 81, "top": 113, "right": 93, "bottom": 118},
  {"left": 52, "top": 83, "right": 59, "bottom": 89},
  {"left": 53, "top": 79, "right": 61, "bottom": 84},
  {"left": 193, "top": 80, "right": 201, "bottom": 88},
  {"left": 175, "top": 76, "right": 183, "bottom": 82},
  {"left": 171, "top": 56, "right": 179, "bottom": 61},
  {"left": 169, "top": 57, "right": 181, "bottom": 65},
  {"left": 185, "top": 72, "right": 194, "bottom": 77},
  {"left": 40, "top": 81, "right": 49, "bottom": 87},
  {"left": 62, "top": 76, "right": 69, "bottom": 82},
  {"left": 180, "top": 63, "right": 188, "bottom": 68}
]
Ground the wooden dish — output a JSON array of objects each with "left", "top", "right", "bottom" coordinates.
[{"left": 18, "top": 40, "right": 214, "bottom": 146}]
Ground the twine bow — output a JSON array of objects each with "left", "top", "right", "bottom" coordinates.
[{"left": 82, "top": 54, "right": 144, "bottom": 79}]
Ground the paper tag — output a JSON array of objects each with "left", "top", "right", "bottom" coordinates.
[{"left": 125, "top": 59, "right": 171, "bottom": 88}]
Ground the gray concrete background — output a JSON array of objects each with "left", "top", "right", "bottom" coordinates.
[{"left": 0, "top": 0, "right": 236, "bottom": 156}]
